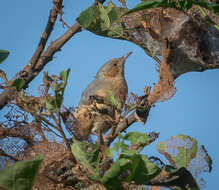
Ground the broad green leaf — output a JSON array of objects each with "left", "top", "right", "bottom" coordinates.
[
  {"left": 124, "top": 132, "right": 151, "bottom": 146},
  {"left": 77, "top": 3, "right": 124, "bottom": 38},
  {"left": 157, "top": 135, "right": 198, "bottom": 169},
  {"left": 71, "top": 140, "right": 101, "bottom": 180},
  {"left": 0, "top": 49, "right": 9, "bottom": 64},
  {"left": 107, "top": 3, "right": 118, "bottom": 24},
  {"left": 108, "top": 24, "right": 123, "bottom": 38},
  {"left": 157, "top": 134, "right": 212, "bottom": 180},
  {"left": 101, "top": 158, "right": 129, "bottom": 189},
  {"left": 99, "top": 4, "right": 111, "bottom": 30},
  {"left": 127, "top": 154, "right": 160, "bottom": 184},
  {"left": 11, "top": 78, "right": 25, "bottom": 91},
  {"left": 0, "top": 155, "right": 43, "bottom": 190},
  {"left": 76, "top": 6, "right": 99, "bottom": 28},
  {"left": 106, "top": 90, "right": 122, "bottom": 109}
]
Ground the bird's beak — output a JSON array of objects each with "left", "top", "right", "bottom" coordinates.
[{"left": 121, "top": 51, "right": 133, "bottom": 64}]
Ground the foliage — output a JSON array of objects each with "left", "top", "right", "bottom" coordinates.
[
  {"left": 102, "top": 132, "right": 160, "bottom": 189},
  {"left": 0, "top": 0, "right": 217, "bottom": 189},
  {"left": 11, "top": 78, "right": 25, "bottom": 91},
  {"left": 124, "top": 0, "right": 219, "bottom": 30},
  {"left": 157, "top": 135, "right": 212, "bottom": 187},
  {"left": 124, "top": 0, "right": 219, "bottom": 16},
  {"left": 0, "top": 49, "right": 9, "bottom": 64},
  {"left": 77, "top": 2, "right": 124, "bottom": 38},
  {"left": 71, "top": 139, "right": 102, "bottom": 181},
  {"left": 0, "top": 155, "right": 43, "bottom": 190},
  {"left": 45, "top": 69, "right": 70, "bottom": 113}
]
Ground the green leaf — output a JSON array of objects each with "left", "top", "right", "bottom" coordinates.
[
  {"left": 123, "top": 0, "right": 175, "bottom": 16},
  {"left": 101, "top": 158, "right": 129, "bottom": 189},
  {"left": 45, "top": 97, "right": 57, "bottom": 112},
  {"left": 106, "top": 90, "right": 122, "bottom": 109},
  {"left": 108, "top": 24, "right": 123, "bottom": 38},
  {"left": 180, "top": 0, "right": 194, "bottom": 11},
  {"left": 60, "top": 69, "right": 70, "bottom": 89},
  {"left": 157, "top": 134, "right": 198, "bottom": 169},
  {"left": 106, "top": 148, "right": 114, "bottom": 158},
  {"left": 77, "top": 3, "right": 124, "bottom": 38},
  {"left": 212, "top": 4, "right": 219, "bottom": 16},
  {"left": 0, "top": 155, "right": 43, "bottom": 190},
  {"left": 124, "top": 132, "right": 151, "bottom": 146},
  {"left": 77, "top": 6, "right": 99, "bottom": 28},
  {"left": 52, "top": 83, "right": 60, "bottom": 92},
  {"left": 157, "top": 134, "right": 212, "bottom": 179},
  {"left": 99, "top": 4, "right": 111, "bottom": 30},
  {"left": 71, "top": 140, "right": 101, "bottom": 180},
  {"left": 11, "top": 78, "right": 25, "bottom": 91},
  {"left": 124, "top": 154, "right": 161, "bottom": 184},
  {"left": 194, "top": 0, "right": 212, "bottom": 10},
  {"left": 55, "top": 93, "right": 64, "bottom": 108},
  {"left": 0, "top": 49, "right": 9, "bottom": 64}
]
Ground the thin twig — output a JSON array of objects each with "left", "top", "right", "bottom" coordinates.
[{"left": 0, "top": 148, "right": 20, "bottom": 161}]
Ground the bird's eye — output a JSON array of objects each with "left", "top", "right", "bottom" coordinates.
[{"left": 113, "top": 63, "right": 117, "bottom": 66}]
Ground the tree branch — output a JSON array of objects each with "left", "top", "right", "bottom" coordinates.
[
  {"left": 0, "top": 148, "right": 20, "bottom": 162},
  {"left": 0, "top": 125, "right": 35, "bottom": 146},
  {"left": 0, "top": 0, "right": 107, "bottom": 111},
  {"left": 105, "top": 104, "right": 151, "bottom": 146}
]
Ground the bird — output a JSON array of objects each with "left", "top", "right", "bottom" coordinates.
[{"left": 73, "top": 52, "right": 132, "bottom": 140}]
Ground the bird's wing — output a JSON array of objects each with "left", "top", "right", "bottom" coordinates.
[{"left": 78, "top": 79, "right": 103, "bottom": 106}]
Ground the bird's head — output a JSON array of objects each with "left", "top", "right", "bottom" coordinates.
[{"left": 96, "top": 52, "right": 132, "bottom": 80}]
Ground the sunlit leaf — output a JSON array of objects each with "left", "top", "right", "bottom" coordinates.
[
  {"left": 124, "top": 132, "right": 151, "bottom": 146},
  {"left": 77, "top": 3, "right": 124, "bottom": 38},
  {"left": 0, "top": 155, "right": 43, "bottom": 190},
  {"left": 77, "top": 6, "right": 99, "bottom": 28}
]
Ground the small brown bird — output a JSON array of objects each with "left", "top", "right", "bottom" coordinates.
[{"left": 73, "top": 52, "right": 132, "bottom": 140}]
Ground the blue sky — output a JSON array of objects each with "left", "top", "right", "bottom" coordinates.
[{"left": 0, "top": 0, "right": 218, "bottom": 189}]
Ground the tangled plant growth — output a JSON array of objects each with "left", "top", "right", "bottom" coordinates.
[{"left": 0, "top": 0, "right": 218, "bottom": 189}]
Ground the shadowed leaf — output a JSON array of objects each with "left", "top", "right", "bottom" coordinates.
[
  {"left": 0, "top": 50, "right": 9, "bottom": 64},
  {"left": 0, "top": 155, "right": 43, "bottom": 190},
  {"left": 11, "top": 78, "right": 25, "bottom": 91}
]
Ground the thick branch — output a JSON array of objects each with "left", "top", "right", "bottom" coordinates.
[
  {"left": 0, "top": 0, "right": 107, "bottom": 110},
  {"left": 27, "top": 0, "right": 63, "bottom": 70},
  {"left": 105, "top": 106, "right": 151, "bottom": 146}
]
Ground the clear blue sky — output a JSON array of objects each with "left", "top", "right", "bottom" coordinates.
[{"left": 0, "top": 0, "right": 218, "bottom": 189}]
